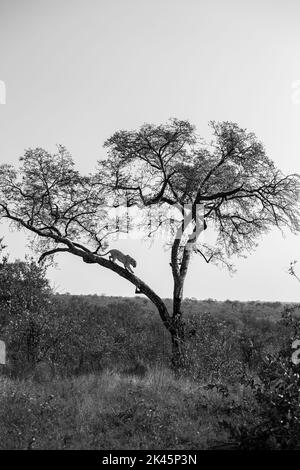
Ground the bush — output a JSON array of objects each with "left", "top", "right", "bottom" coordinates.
[
  {"left": 0, "top": 257, "right": 53, "bottom": 376},
  {"left": 228, "top": 308, "right": 300, "bottom": 450}
]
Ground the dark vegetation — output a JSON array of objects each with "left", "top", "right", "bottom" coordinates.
[{"left": 1, "top": 258, "right": 300, "bottom": 449}]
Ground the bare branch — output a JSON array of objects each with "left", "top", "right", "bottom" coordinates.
[{"left": 38, "top": 247, "right": 70, "bottom": 263}]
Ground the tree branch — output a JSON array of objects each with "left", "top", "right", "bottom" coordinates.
[{"left": 38, "top": 248, "right": 70, "bottom": 263}]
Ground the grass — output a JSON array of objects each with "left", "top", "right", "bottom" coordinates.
[{"left": 0, "top": 367, "right": 257, "bottom": 450}]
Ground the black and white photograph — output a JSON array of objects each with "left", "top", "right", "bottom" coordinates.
[{"left": 1, "top": 0, "right": 300, "bottom": 455}]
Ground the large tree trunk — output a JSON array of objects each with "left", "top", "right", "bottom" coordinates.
[
  {"left": 171, "top": 280, "right": 186, "bottom": 370},
  {"left": 170, "top": 244, "right": 192, "bottom": 370}
]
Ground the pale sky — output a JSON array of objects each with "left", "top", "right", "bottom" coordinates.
[{"left": 0, "top": 0, "right": 300, "bottom": 301}]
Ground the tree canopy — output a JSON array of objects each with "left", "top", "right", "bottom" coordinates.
[{"left": 100, "top": 119, "right": 300, "bottom": 259}]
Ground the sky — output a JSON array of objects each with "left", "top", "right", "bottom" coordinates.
[{"left": 0, "top": 0, "right": 300, "bottom": 301}]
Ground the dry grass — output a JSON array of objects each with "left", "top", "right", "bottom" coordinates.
[{"left": 0, "top": 367, "right": 256, "bottom": 450}]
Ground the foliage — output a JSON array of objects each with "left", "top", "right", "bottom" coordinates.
[
  {"left": 0, "top": 369, "right": 255, "bottom": 450},
  {"left": 183, "top": 314, "right": 244, "bottom": 382},
  {"left": 0, "top": 257, "right": 54, "bottom": 374},
  {"left": 227, "top": 308, "right": 300, "bottom": 450},
  {"left": 102, "top": 119, "right": 300, "bottom": 261},
  {"left": 0, "top": 275, "right": 295, "bottom": 450},
  {"left": 4, "top": 289, "right": 284, "bottom": 380}
]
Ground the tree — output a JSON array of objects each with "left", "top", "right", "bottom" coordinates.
[
  {"left": 0, "top": 120, "right": 299, "bottom": 368},
  {"left": 0, "top": 255, "right": 53, "bottom": 373}
]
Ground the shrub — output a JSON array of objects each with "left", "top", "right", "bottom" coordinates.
[{"left": 227, "top": 308, "right": 300, "bottom": 450}]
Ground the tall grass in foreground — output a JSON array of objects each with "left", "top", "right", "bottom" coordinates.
[{"left": 0, "top": 367, "right": 256, "bottom": 450}]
